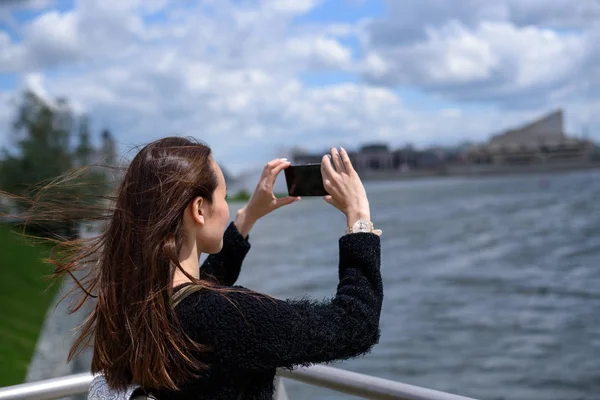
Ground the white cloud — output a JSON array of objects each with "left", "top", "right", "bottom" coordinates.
[
  {"left": 25, "top": 10, "right": 80, "bottom": 68},
  {"left": 0, "top": 32, "right": 26, "bottom": 72},
  {"left": 23, "top": 73, "right": 50, "bottom": 103},
  {"left": 0, "top": 0, "right": 598, "bottom": 175},
  {"left": 503, "top": 0, "right": 600, "bottom": 28},
  {"left": 362, "top": 20, "right": 590, "bottom": 106},
  {"left": 261, "top": 0, "right": 321, "bottom": 16},
  {"left": 31, "top": 55, "right": 583, "bottom": 173},
  {"left": 362, "top": 0, "right": 599, "bottom": 108},
  {"left": 285, "top": 36, "right": 353, "bottom": 70},
  {"left": 412, "top": 22, "right": 498, "bottom": 83}
]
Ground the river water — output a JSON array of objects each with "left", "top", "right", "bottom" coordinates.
[{"left": 229, "top": 169, "right": 600, "bottom": 400}]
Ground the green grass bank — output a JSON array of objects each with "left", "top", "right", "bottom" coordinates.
[{"left": 0, "top": 224, "right": 60, "bottom": 387}]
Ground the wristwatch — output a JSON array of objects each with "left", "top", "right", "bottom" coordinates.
[
  {"left": 345, "top": 219, "right": 382, "bottom": 236},
  {"left": 348, "top": 219, "right": 373, "bottom": 233},
  {"left": 347, "top": 219, "right": 374, "bottom": 233}
]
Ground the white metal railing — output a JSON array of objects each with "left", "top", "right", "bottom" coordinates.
[
  {"left": 0, "top": 365, "right": 477, "bottom": 400},
  {"left": 278, "top": 365, "right": 477, "bottom": 400},
  {"left": 0, "top": 373, "right": 91, "bottom": 400}
]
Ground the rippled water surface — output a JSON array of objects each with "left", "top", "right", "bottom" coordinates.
[{"left": 231, "top": 170, "right": 600, "bottom": 400}]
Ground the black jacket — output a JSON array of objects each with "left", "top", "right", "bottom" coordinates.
[{"left": 155, "top": 222, "right": 383, "bottom": 399}]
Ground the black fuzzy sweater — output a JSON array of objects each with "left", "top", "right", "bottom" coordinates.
[{"left": 155, "top": 222, "right": 383, "bottom": 400}]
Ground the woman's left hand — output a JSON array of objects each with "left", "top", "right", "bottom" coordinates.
[
  {"left": 235, "top": 159, "right": 300, "bottom": 237},
  {"left": 245, "top": 158, "right": 300, "bottom": 220}
]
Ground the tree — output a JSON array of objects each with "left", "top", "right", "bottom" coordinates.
[
  {"left": 1, "top": 92, "right": 73, "bottom": 192},
  {"left": 0, "top": 91, "right": 110, "bottom": 239}
]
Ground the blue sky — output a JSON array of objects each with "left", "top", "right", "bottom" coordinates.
[{"left": 0, "top": 0, "right": 598, "bottom": 173}]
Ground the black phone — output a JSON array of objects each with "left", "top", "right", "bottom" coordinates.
[{"left": 284, "top": 164, "right": 328, "bottom": 197}]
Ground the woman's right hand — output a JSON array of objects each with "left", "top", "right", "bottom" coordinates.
[{"left": 321, "top": 147, "right": 371, "bottom": 226}]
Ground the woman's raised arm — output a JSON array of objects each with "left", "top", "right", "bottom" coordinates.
[{"left": 184, "top": 232, "right": 383, "bottom": 371}]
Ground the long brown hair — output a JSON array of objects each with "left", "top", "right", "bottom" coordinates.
[{"left": 3, "top": 137, "right": 256, "bottom": 390}]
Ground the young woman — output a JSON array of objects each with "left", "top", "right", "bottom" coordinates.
[{"left": 53, "top": 136, "right": 383, "bottom": 399}]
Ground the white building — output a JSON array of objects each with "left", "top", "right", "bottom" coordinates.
[{"left": 469, "top": 109, "right": 594, "bottom": 164}]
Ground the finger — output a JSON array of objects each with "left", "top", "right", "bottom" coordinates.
[
  {"left": 331, "top": 147, "right": 345, "bottom": 173},
  {"left": 262, "top": 158, "right": 285, "bottom": 177},
  {"left": 275, "top": 196, "right": 300, "bottom": 209},
  {"left": 265, "top": 158, "right": 285, "bottom": 169},
  {"left": 321, "top": 154, "right": 335, "bottom": 180},
  {"left": 339, "top": 147, "right": 354, "bottom": 174},
  {"left": 323, "top": 195, "right": 340, "bottom": 209},
  {"left": 261, "top": 158, "right": 287, "bottom": 184},
  {"left": 267, "top": 160, "right": 290, "bottom": 186},
  {"left": 373, "top": 229, "right": 382, "bottom": 236}
]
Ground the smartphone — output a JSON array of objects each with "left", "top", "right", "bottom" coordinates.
[{"left": 284, "top": 164, "right": 328, "bottom": 197}]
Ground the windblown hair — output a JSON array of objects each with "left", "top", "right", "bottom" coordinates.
[{"left": 2, "top": 137, "right": 253, "bottom": 390}]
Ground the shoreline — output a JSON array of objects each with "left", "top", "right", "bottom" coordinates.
[{"left": 359, "top": 161, "right": 600, "bottom": 181}]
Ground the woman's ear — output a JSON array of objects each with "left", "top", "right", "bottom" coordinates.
[{"left": 192, "top": 197, "right": 205, "bottom": 226}]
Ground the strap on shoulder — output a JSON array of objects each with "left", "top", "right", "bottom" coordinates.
[
  {"left": 130, "top": 386, "right": 158, "bottom": 400},
  {"left": 172, "top": 284, "right": 204, "bottom": 308}
]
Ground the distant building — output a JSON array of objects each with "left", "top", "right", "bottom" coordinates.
[
  {"left": 292, "top": 143, "right": 445, "bottom": 173},
  {"left": 354, "top": 144, "right": 393, "bottom": 171},
  {"left": 467, "top": 109, "right": 594, "bottom": 165},
  {"left": 292, "top": 108, "right": 596, "bottom": 177},
  {"left": 289, "top": 148, "right": 323, "bottom": 165}
]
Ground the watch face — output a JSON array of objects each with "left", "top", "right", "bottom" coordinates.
[{"left": 354, "top": 220, "right": 371, "bottom": 232}]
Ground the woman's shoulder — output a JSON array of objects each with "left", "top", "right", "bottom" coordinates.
[
  {"left": 175, "top": 285, "right": 273, "bottom": 314},
  {"left": 174, "top": 285, "right": 278, "bottom": 338}
]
